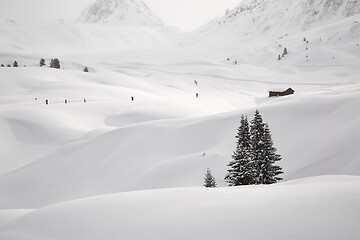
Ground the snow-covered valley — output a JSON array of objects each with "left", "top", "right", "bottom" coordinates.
[{"left": 0, "top": 0, "right": 359, "bottom": 239}]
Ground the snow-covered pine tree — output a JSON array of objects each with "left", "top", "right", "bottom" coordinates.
[
  {"left": 204, "top": 168, "right": 217, "bottom": 188},
  {"left": 250, "top": 110, "right": 283, "bottom": 184},
  {"left": 261, "top": 123, "right": 283, "bottom": 184},
  {"left": 283, "top": 47, "right": 288, "bottom": 55},
  {"left": 225, "top": 114, "right": 253, "bottom": 186},
  {"left": 40, "top": 58, "right": 45, "bottom": 67},
  {"left": 250, "top": 109, "right": 267, "bottom": 185},
  {"left": 50, "top": 58, "right": 61, "bottom": 69},
  {"left": 13, "top": 61, "right": 18, "bottom": 67}
]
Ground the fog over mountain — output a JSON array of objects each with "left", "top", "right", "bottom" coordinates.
[{"left": 79, "top": 0, "right": 163, "bottom": 26}]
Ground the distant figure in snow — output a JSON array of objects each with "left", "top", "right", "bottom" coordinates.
[
  {"left": 131, "top": 96, "right": 134, "bottom": 101},
  {"left": 202, "top": 152, "right": 206, "bottom": 157},
  {"left": 194, "top": 80, "right": 198, "bottom": 85},
  {"left": 83, "top": 98, "right": 86, "bottom": 103},
  {"left": 65, "top": 99, "right": 68, "bottom": 104},
  {"left": 45, "top": 99, "right": 48, "bottom": 105},
  {"left": 196, "top": 93, "right": 199, "bottom": 98}
]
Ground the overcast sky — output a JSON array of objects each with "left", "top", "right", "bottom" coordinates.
[{"left": 0, "top": 0, "right": 240, "bottom": 31}]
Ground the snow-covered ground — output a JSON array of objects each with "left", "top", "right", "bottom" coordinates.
[
  {"left": 0, "top": 0, "right": 360, "bottom": 239},
  {"left": 1, "top": 176, "right": 359, "bottom": 240}
]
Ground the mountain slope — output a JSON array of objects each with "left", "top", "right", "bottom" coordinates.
[
  {"left": 180, "top": 0, "right": 360, "bottom": 67},
  {"left": 0, "top": 1, "right": 360, "bottom": 239},
  {"left": 200, "top": 0, "right": 360, "bottom": 38},
  {"left": 0, "top": 78, "right": 359, "bottom": 208},
  {"left": 79, "top": 0, "right": 163, "bottom": 26}
]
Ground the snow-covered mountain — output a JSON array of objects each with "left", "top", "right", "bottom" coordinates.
[
  {"left": 79, "top": 0, "right": 163, "bottom": 26},
  {"left": 194, "top": 0, "right": 360, "bottom": 39},
  {"left": 180, "top": 0, "right": 360, "bottom": 67}
]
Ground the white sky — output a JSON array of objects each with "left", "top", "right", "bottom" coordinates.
[{"left": 0, "top": 0, "right": 240, "bottom": 31}]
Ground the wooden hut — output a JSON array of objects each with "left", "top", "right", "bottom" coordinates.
[{"left": 269, "top": 88, "right": 295, "bottom": 97}]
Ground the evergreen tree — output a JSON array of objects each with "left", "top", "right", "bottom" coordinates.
[
  {"left": 225, "top": 115, "right": 253, "bottom": 186},
  {"left": 261, "top": 123, "right": 283, "bottom": 184},
  {"left": 7, "top": 64, "right": 11, "bottom": 67},
  {"left": 250, "top": 110, "right": 283, "bottom": 184},
  {"left": 40, "top": 58, "right": 46, "bottom": 67},
  {"left": 225, "top": 110, "right": 284, "bottom": 186},
  {"left": 1, "top": 64, "right": 4, "bottom": 67},
  {"left": 250, "top": 109, "right": 267, "bottom": 184},
  {"left": 204, "top": 168, "right": 217, "bottom": 188},
  {"left": 283, "top": 47, "right": 288, "bottom": 55},
  {"left": 50, "top": 58, "right": 61, "bottom": 69},
  {"left": 84, "top": 66, "right": 89, "bottom": 72},
  {"left": 13, "top": 61, "right": 18, "bottom": 67}
]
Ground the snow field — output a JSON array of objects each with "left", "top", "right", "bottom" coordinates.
[
  {"left": 0, "top": 2, "right": 360, "bottom": 238},
  {"left": 0, "top": 176, "right": 359, "bottom": 240}
]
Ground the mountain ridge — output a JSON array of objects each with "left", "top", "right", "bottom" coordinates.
[
  {"left": 197, "top": 0, "right": 360, "bottom": 38},
  {"left": 78, "top": 0, "right": 163, "bottom": 26}
]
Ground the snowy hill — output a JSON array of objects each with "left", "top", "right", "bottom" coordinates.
[
  {"left": 79, "top": 0, "right": 163, "bottom": 26},
  {"left": 0, "top": 20, "right": 359, "bottom": 208},
  {"left": 1, "top": 176, "right": 359, "bottom": 240},
  {"left": 0, "top": 0, "right": 360, "bottom": 239}
]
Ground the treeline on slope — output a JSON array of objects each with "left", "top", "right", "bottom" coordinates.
[
  {"left": 204, "top": 110, "right": 283, "bottom": 188},
  {"left": 0, "top": 61, "right": 18, "bottom": 67},
  {"left": 1, "top": 58, "right": 89, "bottom": 72},
  {"left": 40, "top": 58, "right": 61, "bottom": 69}
]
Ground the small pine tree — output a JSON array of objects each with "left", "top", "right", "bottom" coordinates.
[
  {"left": 7, "top": 64, "right": 11, "bottom": 67},
  {"left": 83, "top": 66, "right": 89, "bottom": 72},
  {"left": 283, "top": 47, "right": 288, "bottom": 55},
  {"left": 40, "top": 58, "right": 46, "bottom": 67},
  {"left": 1, "top": 64, "right": 4, "bottom": 67},
  {"left": 225, "top": 115, "right": 254, "bottom": 186},
  {"left": 204, "top": 168, "right": 217, "bottom": 188},
  {"left": 50, "top": 58, "right": 60, "bottom": 69},
  {"left": 13, "top": 61, "right": 18, "bottom": 67}
]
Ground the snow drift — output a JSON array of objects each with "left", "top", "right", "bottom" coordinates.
[{"left": 0, "top": 176, "right": 359, "bottom": 240}]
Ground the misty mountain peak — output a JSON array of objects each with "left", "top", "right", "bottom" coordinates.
[{"left": 79, "top": 0, "right": 163, "bottom": 26}]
